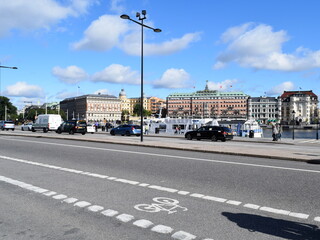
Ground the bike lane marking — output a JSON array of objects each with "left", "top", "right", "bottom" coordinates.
[
  {"left": 0, "top": 175, "right": 205, "bottom": 240},
  {"left": 0, "top": 154, "right": 318, "bottom": 224}
]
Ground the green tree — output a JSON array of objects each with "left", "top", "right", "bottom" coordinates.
[
  {"left": 0, "top": 96, "right": 17, "bottom": 121},
  {"left": 133, "top": 104, "right": 151, "bottom": 116}
]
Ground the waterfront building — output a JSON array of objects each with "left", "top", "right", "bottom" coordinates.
[
  {"left": 60, "top": 94, "right": 121, "bottom": 122},
  {"left": 119, "top": 89, "right": 165, "bottom": 115},
  {"left": 280, "top": 90, "right": 319, "bottom": 124},
  {"left": 247, "top": 96, "right": 282, "bottom": 124},
  {"left": 166, "top": 82, "right": 249, "bottom": 119}
]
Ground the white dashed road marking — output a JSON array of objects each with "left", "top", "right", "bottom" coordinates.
[
  {"left": 0, "top": 175, "right": 207, "bottom": 240},
  {"left": 0, "top": 155, "right": 319, "bottom": 224}
]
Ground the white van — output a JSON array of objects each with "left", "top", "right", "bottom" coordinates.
[{"left": 32, "top": 114, "right": 63, "bottom": 133}]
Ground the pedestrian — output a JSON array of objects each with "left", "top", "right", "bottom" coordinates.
[
  {"left": 105, "top": 122, "right": 109, "bottom": 132},
  {"left": 95, "top": 122, "right": 98, "bottom": 132},
  {"left": 145, "top": 124, "right": 149, "bottom": 135},
  {"left": 175, "top": 126, "right": 178, "bottom": 134},
  {"left": 277, "top": 124, "right": 282, "bottom": 140},
  {"left": 272, "top": 123, "right": 278, "bottom": 141}
]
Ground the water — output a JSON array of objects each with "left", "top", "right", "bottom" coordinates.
[{"left": 262, "top": 128, "right": 319, "bottom": 139}]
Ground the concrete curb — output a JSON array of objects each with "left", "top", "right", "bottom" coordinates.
[{"left": 0, "top": 132, "right": 313, "bottom": 162}]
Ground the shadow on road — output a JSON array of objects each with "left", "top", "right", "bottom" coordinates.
[
  {"left": 222, "top": 212, "right": 320, "bottom": 239},
  {"left": 306, "top": 160, "right": 320, "bottom": 164}
]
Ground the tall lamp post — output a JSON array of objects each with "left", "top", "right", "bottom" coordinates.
[
  {"left": 121, "top": 10, "right": 161, "bottom": 142},
  {"left": 292, "top": 110, "right": 295, "bottom": 140},
  {"left": 0, "top": 63, "right": 18, "bottom": 120}
]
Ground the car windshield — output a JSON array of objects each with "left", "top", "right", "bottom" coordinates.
[{"left": 5, "top": 121, "right": 14, "bottom": 124}]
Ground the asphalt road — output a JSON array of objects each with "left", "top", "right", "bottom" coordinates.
[{"left": 0, "top": 135, "right": 319, "bottom": 239}]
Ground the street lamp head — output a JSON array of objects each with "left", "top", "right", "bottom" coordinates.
[
  {"left": 142, "top": 10, "right": 146, "bottom": 16},
  {"left": 12, "top": 67, "right": 18, "bottom": 69},
  {"left": 120, "top": 14, "right": 130, "bottom": 19},
  {"left": 153, "top": 28, "right": 161, "bottom": 33}
]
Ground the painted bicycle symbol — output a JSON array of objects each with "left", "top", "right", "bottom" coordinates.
[{"left": 134, "top": 197, "right": 188, "bottom": 214}]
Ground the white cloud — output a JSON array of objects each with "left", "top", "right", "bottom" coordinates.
[
  {"left": 52, "top": 65, "right": 88, "bottom": 84},
  {"left": 71, "top": 15, "right": 128, "bottom": 51},
  {"left": 72, "top": 13, "right": 201, "bottom": 55},
  {"left": 5, "top": 82, "right": 44, "bottom": 98},
  {"left": 91, "top": 64, "right": 140, "bottom": 84},
  {"left": 153, "top": 68, "right": 191, "bottom": 89},
  {"left": 207, "top": 79, "right": 238, "bottom": 91},
  {"left": 56, "top": 90, "right": 78, "bottom": 100},
  {"left": 121, "top": 32, "right": 202, "bottom": 56},
  {"left": 0, "top": 0, "right": 94, "bottom": 37},
  {"left": 93, "top": 89, "right": 112, "bottom": 95},
  {"left": 214, "top": 23, "right": 320, "bottom": 71},
  {"left": 266, "top": 81, "right": 295, "bottom": 95},
  {"left": 110, "top": 0, "right": 125, "bottom": 13}
]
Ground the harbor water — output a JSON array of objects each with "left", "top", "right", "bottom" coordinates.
[{"left": 261, "top": 128, "right": 319, "bottom": 139}]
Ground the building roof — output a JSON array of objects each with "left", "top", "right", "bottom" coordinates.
[
  {"left": 167, "top": 90, "right": 249, "bottom": 98},
  {"left": 280, "top": 90, "right": 317, "bottom": 99},
  {"left": 62, "top": 94, "right": 117, "bottom": 102}
]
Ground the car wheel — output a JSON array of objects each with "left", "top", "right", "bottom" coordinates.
[
  {"left": 211, "top": 135, "right": 217, "bottom": 141},
  {"left": 82, "top": 132, "right": 86, "bottom": 135},
  {"left": 32, "top": 127, "right": 36, "bottom": 132},
  {"left": 21, "top": 128, "right": 24, "bottom": 131},
  {"left": 56, "top": 129, "right": 62, "bottom": 134},
  {"left": 69, "top": 130, "right": 74, "bottom": 135},
  {"left": 110, "top": 131, "right": 115, "bottom": 136},
  {"left": 12, "top": 129, "right": 14, "bottom": 131},
  {"left": 221, "top": 138, "right": 226, "bottom": 142},
  {"left": 43, "top": 128, "right": 48, "bottom": 133},
  {"left": 196, "top": 138, "right": 201, "bottom": 141},
  {"left": 1, "top": 127, "right": 4, "bottom": 131},
  {"left": 186, "top": 134, "right": 193, "bottom": 140}
]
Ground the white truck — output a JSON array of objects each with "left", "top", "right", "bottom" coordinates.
[{"left": 32, "top": 114, "right": 63, "bottom": 133}]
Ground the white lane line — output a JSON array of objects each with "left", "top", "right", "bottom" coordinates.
[
  {"left": 0, "top": 175, "right": 202, "bottom": 240},
  {"left": 151, "top": 225, "right": 174, "bottom": 234},
  {"left": 172, "top": 231, "right": 196, "bottom": 240},
  {"left": 101, "top": 209, "right": 119, "bottom": 217},
  {"left": 226, "top": 200, "right": 242, "bottom": 206},
  {"left": 259, "top": 206, "right": 290, "bottom": 215},
  {"left": 244, "top": 203, "right": 260, "bottom": 210},
  {"left": 0, "top": 155, "right": 316, "bottom": 223},
  {"left": 288, "top": 212, "right": 309, "bottom": 219},
  {"left": 74, "top": 201, "right": 91, "bottom": 208},
  {"left": 315, "top": 217, "right": 320, "bottom": 222},
  {"left": 116, "top": 214, "right": 135, "bottom": 223},
  {"left": 3, "top": 138, "right": 320, "bottom": 174},
  {"left": 133, "top": 219, "right": 154, "bottom": 228},
  {"left": 88, "top": 205, "right": 104, "bottom": 212}
]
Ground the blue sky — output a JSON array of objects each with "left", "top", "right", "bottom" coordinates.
[{"left": 1, "top": 0, "right": 320, "bottom": 109}]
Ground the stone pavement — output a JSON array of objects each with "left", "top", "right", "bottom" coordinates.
[{"left": 1, "top": 130, "right": 320, "bottom": 162}]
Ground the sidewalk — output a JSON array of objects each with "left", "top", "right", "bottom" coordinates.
[{"left": 2, "top": 130, "right": 320, "bottom": 162}]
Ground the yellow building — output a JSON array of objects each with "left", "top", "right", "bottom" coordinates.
[{"left": 119, "top": 89, "right": 165, "bottom": 115}]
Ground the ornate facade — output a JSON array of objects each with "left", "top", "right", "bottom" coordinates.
[
  {"left": 60, "top": 94, "right": 121, "bottom": 122},
  {"left": 248, "top": 96, "right": 282, "bottom": 124},
  {"left": 281, "top": 90, "right": 318, "bottom": 124},
  {"left": 166, "top": 82, "right": 249, "bottom": 119}
]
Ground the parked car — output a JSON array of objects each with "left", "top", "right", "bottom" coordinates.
[
  {"left": 21, "top": 123, "right": 33, "bottom": 131},
  {"left": 185, "top": 126, "right": 233, "bottom": 142},
  {"left": 86, "top": 124, "right": 95, "bottom": 134},
  {"left": 32, "top": 114, "right": 62, "bottom": 132},
  {"left": 110, "top": 124, "right": 141, "bottom": 136},
  {"left": 0, "top": 120, "right": 15, "bottom": 131},
  {"left": 56, "top": 120, "right": 87, "bottom": 135}
]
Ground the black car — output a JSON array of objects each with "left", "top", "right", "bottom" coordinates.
[
  {"left": 56, "top": 120, "right": 87, "bottom": 135},
  {"left": 185, "top": 126, "right": 233, "bottom": 142}
]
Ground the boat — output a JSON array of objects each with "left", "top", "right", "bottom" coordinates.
[{"left": 240, "top": 119, "right": 263, "bottom": 138}]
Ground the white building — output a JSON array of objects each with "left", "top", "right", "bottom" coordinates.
[
  {"left": 60, "top": 94, "right": 121, "bottom": 122},
  {"left": 281, "top": 90, "right": 318, "bottom": 124},
  {"left": 247, "top": 96, "right": 282, "bottom": 124}
]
